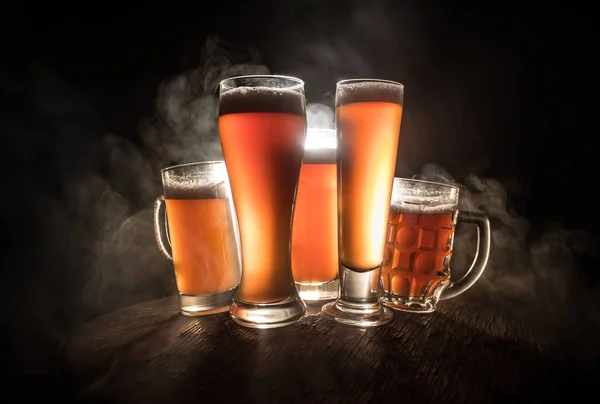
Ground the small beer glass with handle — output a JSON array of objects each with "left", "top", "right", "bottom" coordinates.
[
  {"left": 380, "top": 177, "right": 491, "bottom": 312},
  {"left": 153, "top": 161, "right": 241, "bottom": 316}
]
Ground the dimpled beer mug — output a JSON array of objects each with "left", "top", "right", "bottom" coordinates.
[
  {"left": 291, "top": 128, "right": 339, "bottom": 301},
  {"left": 322, "top": 79, "right": 404, "bottom": 327},
  {"left": 153, "top": 161, "right": 241, "bottom": 316},
  {"left": 380, "top": 178, "right": 491, "bottom": 312},
  {"left": 218, "top": 75, "right": 307, "bottom": 328}
]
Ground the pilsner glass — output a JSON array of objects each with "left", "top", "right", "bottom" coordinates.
[
  {"left": 380, "top": 177, "right": 491, "bottom": 312},
  {"left": 291, "top": 128, "right": 339, "bottom": 301},
  {"left": 218, "top": 75, "right": 307, "bottom": 328},
  {"left": 322, "top": 79, "right": 404, "bottom": 327}
]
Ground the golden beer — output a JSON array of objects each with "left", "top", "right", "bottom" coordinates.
[{"left": 322, "top": 79, "right": 404, "bottom": 327}]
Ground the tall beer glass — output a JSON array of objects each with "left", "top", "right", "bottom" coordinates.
[
  {"left": 218, "top": 75, "right": 307, "bottom": 328},
  {"left": 291, "top": 128, "right": 339, "bottom": 301},
  {"left": 322, "top": 79, "right": 404, "bottom": 327}
]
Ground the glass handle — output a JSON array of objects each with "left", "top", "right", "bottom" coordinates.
[
  {"left": 441, "top": 211, "right": 491, "bottom": 300},
  {"left": 153, "top": 196, "right": 173, "bottom": 261}
]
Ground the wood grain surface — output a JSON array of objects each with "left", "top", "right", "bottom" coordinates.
[{"left": 62, "top": 296, "right": 573, "bottom": 403}]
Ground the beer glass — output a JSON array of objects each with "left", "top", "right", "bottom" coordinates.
[
  {"left": 153, "top": 161, "right": 241, "bottom": 316},
  {"left": 291, "top": 128, "right": 339, "bottom": 301},
  {"left": 380, "top": 178, "right": 491, "bottom": 312},
  {"left": 322, "top": 79, "right": 404, "bottom": 327},
  {"left": 218, "top": 75, "right": 307, "bottom": 328}
]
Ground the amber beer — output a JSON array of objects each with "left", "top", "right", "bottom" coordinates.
[
  {"left": 336, "top": 82, "right": 403, "bottom": 270},
  {"left": 381, "top": 209, "right": 456, "bottom": 298},
  {"left": 380, "top": 177, "right": 491, "bottom": 313},
  {"left": 218, "top": 76, "right": 307, "bottom": 327},
  {"left": 164, "top": 197, "right": 240, "bottom": 295},
  {"left": 291, "top": 129, "right": 338, "bottom": 299},
  {"left": 153, "top": 161, "right": 241, "bottom": 316}
]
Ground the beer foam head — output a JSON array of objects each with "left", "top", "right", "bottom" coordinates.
[
  {"left": 390, "top": 178, "right": 459, "bottom": 214},
  {"left": 391, "top": 201, "right": 457, "bottom": 215},
  {"left": 161, "top": 161, "right": 231, "bottom": 199},
  {"left": 219, "top": 87, "right": 305, "bottom": 116},
  {"left": 336, "top": 80, "right": 404, "bottom": 106}
]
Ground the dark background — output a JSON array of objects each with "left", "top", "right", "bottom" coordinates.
[{"left": 2, "top": 0, "right": 598, "bottom": 399}]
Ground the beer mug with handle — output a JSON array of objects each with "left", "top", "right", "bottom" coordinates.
[
  {"left": 380, "top": 177, "right": 491, "bottom": 312},
  {"left": 153, "top": 161, "right": 241, "bottom": 316}
]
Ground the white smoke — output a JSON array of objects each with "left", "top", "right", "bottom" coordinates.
[
  {"left": 306, "top": 103, "right": 335, "bottom": 129},
  {"left": 418, "top": 163, "right": 600, "bottom": 345},
  {"left": 21, "top": 35, "right": 272, "bottom": 320}
]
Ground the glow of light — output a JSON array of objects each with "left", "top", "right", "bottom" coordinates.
[
  {"left": 305, "top": 128, "right": 337, "bottom": 150},
  {"left": 211, "top": 161, "right": 229, "bottom": 182},
  {"left": 299, "top": 291, "right": 321, "bottom": 301}
]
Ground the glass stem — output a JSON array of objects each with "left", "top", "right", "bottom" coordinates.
[{"left": 338, "top": 264, "right": 382, "bottom": 305}]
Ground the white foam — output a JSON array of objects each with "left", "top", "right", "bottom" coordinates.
[
  {"left": 162, "top": 163, "right": 231, "bottom": 199},
  {"left": 223, "top": 86, "right": 298, "bottom": 97},
  {"left": 337, "top": 80, "right": 403, "bottom": 104},
  {"left": 220, "top": 86, "right": 305, "bottom": 104},
  {"left": 390, "top": 178, "right": 459, "bottom": 214},
  {"left": 219, "top": 86, "right": 306, "bottom": 116},
  {"left": 390, "top": 201, "right": 456, "bottom": 215}
]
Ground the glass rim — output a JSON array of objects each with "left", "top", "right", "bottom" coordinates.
[
  {"left": 337, "top": 78, "right": 404, "bottom": 89},
  {"left": 393, "top": 177, "right": 460, "bottom": 191},
  {"left": 219, "top": 74, "right": 304, "bottom": 91},
  {"left": 161, "top": 160, "right": 225, "bottom": 174}
]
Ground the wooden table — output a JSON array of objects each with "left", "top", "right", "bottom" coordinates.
[{"left": 63, "top": 296, "right": 576, "bottom": 403}]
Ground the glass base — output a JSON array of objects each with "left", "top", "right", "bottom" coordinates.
[
  {"left": 321, "top": 263, "right": 393, "bottom": 327},
  {"left": 179, "top": 287, "right": 236, "bottom": 316},
  {"left": 322, "top": 299, "right": 393, "bottom": 327},
  {"left": 229, "top": 294, "right": 306, "bottom": 329},
  {"left": 380, "top": 293, "right": 438, "bottom": 313},
  {"left": 295, "top": 279, "right": 339, "bottom": 301}
]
